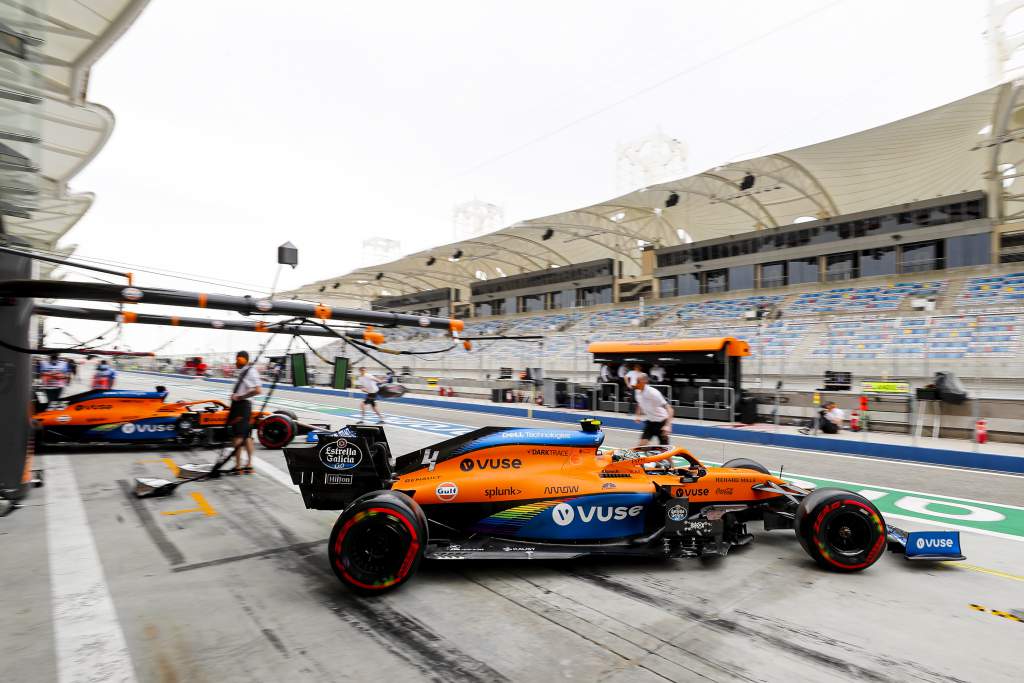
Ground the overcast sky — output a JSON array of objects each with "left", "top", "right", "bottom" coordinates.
[{"left": 51, "top": 0, "right": 991, "bottom": 356}]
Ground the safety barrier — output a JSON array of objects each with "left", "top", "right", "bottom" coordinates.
[{"left": 125, "top": 370, "right": 1024, "bottom": 474}]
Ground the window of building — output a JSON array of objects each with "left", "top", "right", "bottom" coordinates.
[
  {"left": 761, "top": 261, "right": 787, "bottom": 288},
  {"left": 728, "top": 264, "right": 755, "bottom": 291},
  {"left": 704, "top": 269, "right": 728, "bottom": 293},
  {"left": 550, "top": 289, "right": 575, "bottom": 309},
  {"left": 965, "top": 199, "right": 983, "bottom": 220},
  {"left": 1000, "top": 230, "right": 1024, "bottom": 249},
  {"left": 788, "top": 257, "right": 819, "bottom": 284},
  {"left": 901, "top": 240, "right": 943, "bottom": 273},
  {"left": 826, "top": 252, "right": 858, "bottom": 281},
  {"left": 679, "top": 273, "right": 701, "bottom": 296},
  {"left": 471, "top": 299, "right": 503, "bottom": 317},
  {"left": 576, "top": 285, "right": 612, "bottom": 307},
  {"left": 659, "top": 276, "right": 677, "bottom": 298},
  {"left": 859, "top": 247, "right": 897, "bottom": 278},
  {"left": 519, "top": 293, "right": 547, "bottom": 313},
  {"left": 947, "top": 233, "right": 991, "bottom": 268}
]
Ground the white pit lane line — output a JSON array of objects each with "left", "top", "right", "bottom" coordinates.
[{"left": 45, "top": 455, "right": 137, "bottom": 683}]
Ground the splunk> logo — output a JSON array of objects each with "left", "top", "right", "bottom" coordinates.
[{"left": 551, "top": 502, "right": 643, "bottom": 526}]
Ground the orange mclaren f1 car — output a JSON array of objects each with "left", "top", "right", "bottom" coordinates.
[
  {"left": 284, "top": 419, "right": 966, "bottom": 593},
  {"left": 33, "top": 386, "right": 321, "bottom": 449}
]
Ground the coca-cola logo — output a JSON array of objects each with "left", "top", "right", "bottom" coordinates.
[{"left": 319, "top": 438, "right": 363, "bottom": 471}]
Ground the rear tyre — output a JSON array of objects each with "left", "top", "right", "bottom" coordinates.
[
  {"left": 273, "top": 409, "right": 298, "bottom": 420},
  {"left": 720, "top": 457, "right": 770, "bottom": 475},
  {"left": 328, "top": 491, "right": 426, "bottom": 594},
  {"left": 795, "top": 488, "right": 886, "bottom": 572},
  {"left": 257, "top": 414, "right": 296, "bottom": 448}
]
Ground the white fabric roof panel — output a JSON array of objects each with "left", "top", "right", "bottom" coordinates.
[{"left": 296, "top": 85, "right": 1011, "bottom": 308}]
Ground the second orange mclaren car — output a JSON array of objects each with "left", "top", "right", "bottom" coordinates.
[{"left": 33, "top": 386, "right": 323, "bottom": 449}]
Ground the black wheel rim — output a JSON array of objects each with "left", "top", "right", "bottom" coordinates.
[
  {"left": 825, "top": 510, "right": 871, "bottom": 557},
  {"left": 261, "top": 418, "right": 290, "bottom": 446},
  {"left": 342, "top": 515, "right": 410, "bottom": 582}
]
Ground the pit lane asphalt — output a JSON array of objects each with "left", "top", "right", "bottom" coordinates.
[{"left": 2, "top": 374, "right": 1022, "bottom": 683}]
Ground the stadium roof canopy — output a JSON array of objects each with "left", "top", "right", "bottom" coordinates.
[
  {"left": 0, "top": 0, "right": 149, "bottom": 269},
  {"left": 296, "top": 82, "right": 1024, "bottom": 308}
]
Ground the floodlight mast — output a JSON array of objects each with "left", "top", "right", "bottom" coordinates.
[
  {"left": 33, "top": 304, "right": 386, "bottom": 344},
  {"left": 0, "top": 280, "right": 464, "bottom": 334}
]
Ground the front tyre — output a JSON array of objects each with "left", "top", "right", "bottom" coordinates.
[
  {"left": 720, "top": 457, "right": 770, "bottom": 474},
  {"left": 795, "top": 488, "right": 886, "bottom": 572},
  {"left": 328, "top": 491, "right": 426, "bottom": 594},
  {"left": 175, "top": 415, "right": 200, "bottom": 446},
  {"left": 257, "top": 414, "right": 296, "bottom": 448}
]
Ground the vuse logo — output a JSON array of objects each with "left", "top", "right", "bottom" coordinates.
[{"left": 552, "top": 503, "right": 643, "bottom": 526}]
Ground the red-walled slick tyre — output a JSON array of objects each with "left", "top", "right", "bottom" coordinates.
[
  {"left": 795, "top": 488, "right": 886, "bottom": 572},
  {"left": 328, "top": 491, "right": 427, "bottom": 594},
  {"left": 720, "top": 457, "right": 770, "bottom": 475},
  {"left": 257, "top": 414, "right": 296, "bottom": 449}
]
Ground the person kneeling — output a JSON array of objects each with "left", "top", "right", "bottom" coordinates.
[{"left": 802, "top": 401, "right": 843, "bottom": 435}]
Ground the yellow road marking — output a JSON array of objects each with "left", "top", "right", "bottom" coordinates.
[
  {"left": 968, "top": 603, "right": 1024, "bottom": 623},
  {"left": 160, "top": 491, "right": 217, "bottom": 517},
  {"left": 160, "top": 458, "right": 180, "bottom": 477},
  {"left": 956, "top": 563, "right": 1024, "bottom": 583},
  {"left": 135, "top": 457, "right": 180, "bottom": 478}
]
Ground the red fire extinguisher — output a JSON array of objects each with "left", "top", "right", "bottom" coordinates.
[
  {"left": 850, "top": 410, "right": 861, "bottom": 432},
  {"left": 975, "top": 418, "right": 988, "bottom": 445}
]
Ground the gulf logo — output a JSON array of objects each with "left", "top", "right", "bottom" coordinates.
[{"left": 436, "top": 482, "right": 458, "bottom": 502}]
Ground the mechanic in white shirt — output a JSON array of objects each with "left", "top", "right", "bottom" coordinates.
[
  {"left": 649, "top": 363, "right": 666, "bottom": 383},
  {"left": 357, "top": 366, "right": 385, "bottom": 424},
  {"left": 598, "top": 363, "right": 613, "bottom": 383},
  {"left": 227, "top": 350, "right": 262, "bottom": 473},
  {"left": 822, "top": 401, "right": 844, "bottom": 434},
  {"left": 39, "top": 354, "right": 70, "bottom": 400},
  {"left": 633, "top": 375, "right": 672, "bottom": 446},
  {"left": 625, "top": 365, "right": 645, "bottom": 390}
]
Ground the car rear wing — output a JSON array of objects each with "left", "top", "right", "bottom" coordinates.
[{"left": 282, "top": 425, "right": 395, "bottom": 510}]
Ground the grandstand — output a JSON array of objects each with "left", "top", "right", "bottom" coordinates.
[{"left": 293, "top": 83, "right": 1024, "bottom": 393}]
